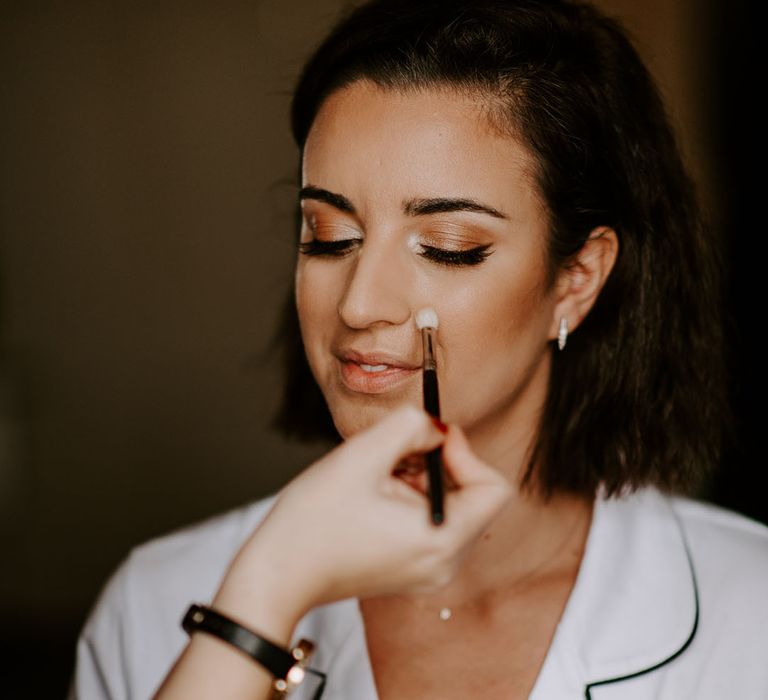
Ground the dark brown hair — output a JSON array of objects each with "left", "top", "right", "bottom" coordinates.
[{"left": 273, "top": 0, "right": 728, "bottom": 498}]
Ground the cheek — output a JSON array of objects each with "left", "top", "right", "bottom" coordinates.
[
  {"left": 295, "top": 265, "right": 332, "bottom": 377},
  {"left": 431, "top": 264, "right": 552, "bottom": 416},
  {"left": 295, "top": 263, "right": 338, "bottom": 334},
  {"left": 433, "top": 261, "right": 548, "bottom": 346}
]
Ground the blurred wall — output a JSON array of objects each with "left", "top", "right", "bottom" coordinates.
[
  {"left": 1, "top": 1, "right": 346, "bottom": 695},
  {"left": 0, "top": 0, "right": 758, "bottom": 697}
]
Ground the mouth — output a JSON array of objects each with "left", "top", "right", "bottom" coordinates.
[{"left": 336, "top": 349, "right": 420, "bottom": 394}]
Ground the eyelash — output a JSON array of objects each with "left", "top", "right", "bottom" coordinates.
[{"left": 298, "top": 239, "right": 493, "bottom": 267}]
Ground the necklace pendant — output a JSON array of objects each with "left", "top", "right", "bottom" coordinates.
[{"left": 439, "top": 607, "right": 452, "bottom": 621}]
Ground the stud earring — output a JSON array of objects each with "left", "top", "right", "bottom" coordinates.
[{"left": 557, "top": 317, "right": 568, "bottom": 350}]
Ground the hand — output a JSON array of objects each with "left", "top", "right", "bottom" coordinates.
[{"left": 213, "top": 406, "right": 512, "bottom": 629}]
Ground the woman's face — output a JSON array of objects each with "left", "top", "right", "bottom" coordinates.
[{"left": 296, "top": 80, "right": 561, "bottom": 446}]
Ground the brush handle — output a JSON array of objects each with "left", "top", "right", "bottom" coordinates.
[
  {"left": 425, "top": 448, "right": 445, "bottom": 525},
  {"left": 423, "top": 367, "right": 440, "bottom": 416},
  {"left": 422, "top": 367, "right": 444, "bottom": 525}
]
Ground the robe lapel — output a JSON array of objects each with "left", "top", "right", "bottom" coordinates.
[{"left": 532, "top": 488, "right": 699, "bottom": 698}]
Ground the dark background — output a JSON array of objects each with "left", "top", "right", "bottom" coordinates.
[{"left": 0, "top": 1, "right": 762, "bottom": 697}]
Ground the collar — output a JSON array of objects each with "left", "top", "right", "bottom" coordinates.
[
  {"left": 533, "top": 487, "right": 699, "bottom": 696},
  {"left": 294, "top": 487, "right": 699, "bottom": 699},
  {"left": 293, "top": 598, "right": 377, "bottom": 699}
]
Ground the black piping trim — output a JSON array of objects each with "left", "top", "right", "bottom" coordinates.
[{"left": 583, "top": 510, "right": 700, "bottom": 699}]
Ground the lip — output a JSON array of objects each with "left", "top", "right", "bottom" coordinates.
[
  {"left": 338, "top": 349, "right": 420, "bottom": 370},
  {"left": 336, "top": 349, "right": 421, "bottom": 394}
]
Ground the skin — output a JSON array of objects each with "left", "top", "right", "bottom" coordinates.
[
  {"left": 297, "top": 80, "right": 616, "bottom": 470},
  {"left": 155, "top": 79, "right": 618, "bottom": 700},
  {"left": 296, "top": 80, "right": 618, "bottom": 696},
  {"left": 156, "top": 408, "right": 513, "bottom": 700},
  {"left": 297, "top": 81, "right": 554, "bottom": 454}
]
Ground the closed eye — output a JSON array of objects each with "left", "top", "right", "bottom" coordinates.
[
  {"left": 420, "top": 244, "right": 493, "bottom": 267},
  {"left": 298, "top": 239, "right": 358, "bottom": 256},
  {"left": 298, "top": 239, "right": 493, "bottom": 268}
]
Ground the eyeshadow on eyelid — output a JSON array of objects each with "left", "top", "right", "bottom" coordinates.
[
  {"left": 422, "top": 231, "right": 488, "bottom": 247},
  {"left": 310, "top": 220, "right": 361, "bottom": 236}
]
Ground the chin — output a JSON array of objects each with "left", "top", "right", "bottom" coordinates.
[
  {"left": 329, "top": 399, "right": 416, "bottom": 439},
  {"left": 330, "top": 407, "right": 387, "bottom": 439}
]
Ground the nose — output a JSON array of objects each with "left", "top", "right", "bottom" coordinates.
[{"left": 337, "top": 238, "right": 412, "bottom": 329}]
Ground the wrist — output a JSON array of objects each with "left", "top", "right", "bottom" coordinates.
[
  {"left": 212, "top": 538, "right": 317, "bottom": 644},
  {"left": 181, "top": 604, "right": 317, "bottom": 697}
]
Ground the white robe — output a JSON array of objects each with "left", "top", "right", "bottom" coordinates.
[{"left": 69, "top": 487, "right": 768, "bottom": 699}]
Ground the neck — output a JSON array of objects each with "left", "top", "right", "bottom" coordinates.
[
  {"left": 437, "top": 486, "right": 593, "bottom": 607},
  {"left": 426, "top": 356, "right": 593, "bottom": 606}
]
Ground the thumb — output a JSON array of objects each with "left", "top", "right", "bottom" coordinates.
[
  {"left": 442, "top": 424, "right": 511, "bottom": 489},
  {"left": 441, "top": 425, "right": 513, "bottom": 527},
  {"left": 339, "top": 405, "right": 445, "bottom": 475}
]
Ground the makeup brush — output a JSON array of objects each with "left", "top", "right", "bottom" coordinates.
[{"left": 415, "top": 307, "right": 445, "bottom": 526}]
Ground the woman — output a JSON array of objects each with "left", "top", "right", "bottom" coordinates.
[{"left": 71, "top": 1, "right": 768, "bottom": 698}]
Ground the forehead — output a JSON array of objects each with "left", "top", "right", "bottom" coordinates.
[{"left": 302, "top": 81, "right": 544, "bottom": 222}]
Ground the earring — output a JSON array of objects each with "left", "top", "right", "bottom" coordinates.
[{"left": 557, "top": 317, "right": 568, "bottom": 350}]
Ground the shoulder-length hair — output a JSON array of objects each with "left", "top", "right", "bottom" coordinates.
[{"left": 272, "top": 0, "right": 728, "bottom": 498}]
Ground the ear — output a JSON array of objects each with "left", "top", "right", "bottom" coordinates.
[{"left": 548, "top": 226, "right": 619, "bottom": 341}]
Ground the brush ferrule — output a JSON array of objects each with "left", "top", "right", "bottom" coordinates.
[{"left": 421, "top": 327, "right": 437, "bottom": 371}]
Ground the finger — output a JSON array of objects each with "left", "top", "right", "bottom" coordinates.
[
  {"left": 394, "top": 468, "right": 428, "bottom": 495},
  {"left": 393, "top": 454, "right": 429, "bottom": 495},
  {"left": 441, "top": 424, "right": 508, "bottom": 488},
  {"left": 395, "top": 453, "right": 424, "bottom": 474},
  {"left": 440, "top": 426, "right": 512, "bottom": 521},
  {"left": 340, "top": 405, "right": 445, "bottom": 474}
]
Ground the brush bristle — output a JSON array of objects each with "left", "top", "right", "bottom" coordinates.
[{"left": 415, "top": 307, "right": 439, "bottom": 330}]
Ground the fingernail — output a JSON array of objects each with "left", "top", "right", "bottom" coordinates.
[{"left": 431, "top": 416, "right": 448, "bottom": 433}]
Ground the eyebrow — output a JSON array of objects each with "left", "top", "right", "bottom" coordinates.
[
  {"left": 299, "top": 186, "right": 356, "bottom": 214},
  {"left": 299, "top": 185, "right": 508, "bottom": 220},
  {"left": 403, "top": 197, "right": 507, "bottom": 219}
]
